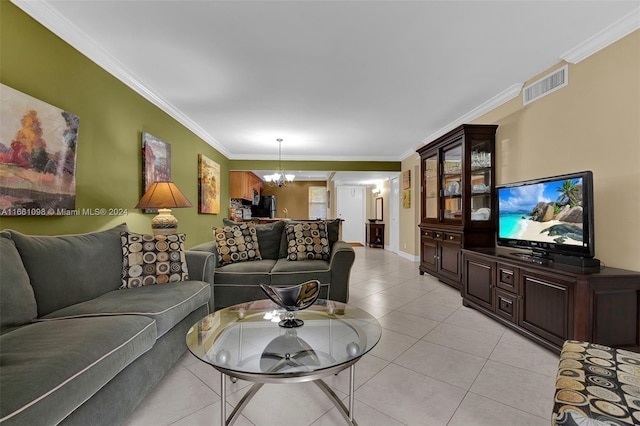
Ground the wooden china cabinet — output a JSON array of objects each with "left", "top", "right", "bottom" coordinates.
[{"left": 417, "top": 124, "right": 498, "bottom": 290}]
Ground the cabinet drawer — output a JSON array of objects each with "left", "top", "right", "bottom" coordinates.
[
  {"left": 443, "top": 232, "right": 461, "bottom": 244},
  {"left": 422, "top": 230, "right": 442, "bottom": 240},
  {"left": 496, "top": 263, "right": 518, "bottom": 292},
  {"left": 495, "top": 289, "right": 517, "bottom": 323}
]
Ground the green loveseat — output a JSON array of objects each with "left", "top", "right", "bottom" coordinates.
[
  {"left": 190, "top": 219, "right": 355, "bottom": 310},
  {"left": 0, "top": 224, "right": 215, "bottom": 426}
]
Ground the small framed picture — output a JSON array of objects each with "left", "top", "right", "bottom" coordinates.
[
  {"left": 198, "top": 154, "right": 220, "bottom": 214},
  {"left": 402, "top": 170, "right": 411, "bottom": 189}
]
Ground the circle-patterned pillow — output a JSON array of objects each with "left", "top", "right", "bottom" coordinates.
[
  {"left": 553, "top": 340, "right": 640, "bottom": 425},
  {"left": 285, "top": 222, "right": 330, "bottom": 261},
  {"left": 213, "top": 222, "right": 262, "bottom": 266},
  {"left": 120, "top": 232, "right": 189, "bottom": 289}
]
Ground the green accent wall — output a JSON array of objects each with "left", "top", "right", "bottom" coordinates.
[
  {"left": 0, "top": 1, "right": 400, "bottom": 247},
  {"left": 230, "top": 160, "right": 400, "bottom": 172},
  {"left": 0, "top": 0, "right": 229, "bottom": 247}
]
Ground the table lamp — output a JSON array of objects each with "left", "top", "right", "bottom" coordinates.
[{"left": 135, "top": 181, "right": 192, "bottom": 235}]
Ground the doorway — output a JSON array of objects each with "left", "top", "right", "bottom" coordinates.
[{"left": 336, "top": 186, "right": 366, "bottom": 244}]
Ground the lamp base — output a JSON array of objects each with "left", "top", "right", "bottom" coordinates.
[{"left": 151, "top": 208, "right": 178, "bottom": 235}]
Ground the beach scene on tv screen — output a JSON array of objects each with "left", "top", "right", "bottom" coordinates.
[{"left": 498, "top": 178, "right": 585, "bottom": 246}]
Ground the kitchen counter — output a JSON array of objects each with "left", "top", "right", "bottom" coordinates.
[
  {"left": 227, "top": 218, "right": 340, "bottom": 223},
  {"left": 227, "top": 217, "right": 292, "bottom": 223},
  {"left": 251, "top": 217, "right": 292, "bottom": 223}
]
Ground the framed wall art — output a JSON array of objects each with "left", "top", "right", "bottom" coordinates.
[
  {"left": 402, "top": 189, "right": 411, "bottom": 209},
  {"left": 402, "top": 169, "right": 411, "bottom": 190},
  {"left": 0, "top": 84, "right": 79, "bottom": 216},
  {"left": 142, "top": 132, "right": 171, "bottom": 213},
  {"left": 198, "top": 154, "right": 220, "bottom": 214},
  {"left": 375, "top": 197, "right": 383, "bottom": 221}
]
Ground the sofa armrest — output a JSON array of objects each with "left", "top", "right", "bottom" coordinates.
[
  {"left": 328, "top": 241, "right": 355, "bottom": 303},
  {"left": 185, "top": 250, "right": 216, "bottom": 312},
  {"left": 190, "top": 241, "right": 218, "bottom": 263}
]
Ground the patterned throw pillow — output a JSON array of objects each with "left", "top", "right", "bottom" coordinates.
[
  {"left": 285, "top": 222, "right": 330, "bottom": 261},
  {"left": 120, "top": 232, "right": 189, "bottom": 289},
  {"left": 213, "top": 222, "right": 262, "bottom": 266}
]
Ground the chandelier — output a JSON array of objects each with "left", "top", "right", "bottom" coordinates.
[{"left": 265, "top": 138, "right": 295, "bottom": 187}]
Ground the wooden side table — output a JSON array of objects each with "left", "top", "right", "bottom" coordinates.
[{"left": 366, "top": 223, "right": 384, "bottom": 248}]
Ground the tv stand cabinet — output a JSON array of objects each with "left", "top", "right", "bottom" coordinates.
[{"left": 462, "top": 247, "right": 640, "bottom": 353}]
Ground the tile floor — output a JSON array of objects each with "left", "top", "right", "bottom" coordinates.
[{"left": 123, "top": 246, "right": 559, "bottom": 426}]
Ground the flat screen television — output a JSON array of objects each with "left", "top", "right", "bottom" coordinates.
[{"left": 496, "top": 170, "right": 595, "bottom": 261}]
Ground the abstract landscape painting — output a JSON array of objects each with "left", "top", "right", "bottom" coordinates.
[
  {"left": 0, "top": 84, "right": 79, "bottom": 216},
  {"left": 142, "top": 132, "right": 171, "bottom": 213},
  {"left": 198, "top": 154, "right": 220, "bottom": 214}
]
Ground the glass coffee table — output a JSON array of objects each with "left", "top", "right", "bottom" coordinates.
[{"left": 186, "top": 299, "right": 382, "bottom": 426}]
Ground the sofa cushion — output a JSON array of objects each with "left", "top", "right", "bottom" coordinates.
[
  {"left": 552, "top": 340, "right": 640, "bottom": 426},
  {"left": 254, "top": 220, "right": 285, "bottom": 260},
  {"left": 5, "top": 223, "right": 128, "bottom": 317},
  {"left": 0, "top": 234, "right": 37, "bottom": 334},
  {"left": 41, "top": 280, "right": 210, "bottom": 338},
  {"left": 284, "top": 222, "right": 330, "bottom": 261},
  {"left": 214, "top": 222, "right": 262, "bottom": 266},
  {"left": 120, "top": 232, "right": 189, "bottom": 288},
  {"left": 270, "top": 258, "right": 331, "bottom": 285},
  {"left": 0, "top": 315, "right": 156, "bottom": 426},
  {"left": 215, "top": 259, "right": 276, "bottom": 285}
]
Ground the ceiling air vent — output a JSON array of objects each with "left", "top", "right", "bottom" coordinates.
[{"left": 523, "top": 65, "right": 568, "bottom": 105}]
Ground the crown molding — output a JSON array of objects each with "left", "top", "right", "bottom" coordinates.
[
  {"left": 230, "top": 153, "right": 404, "bottom": 162},
  {"left": 561, "top": 7, "right": 640, "bottom": 64},
  {"left": 11, "top": 0, "right": 232, "bottom": 157},
  {"left": 418, "top": 83, "right": 523, "bottom": 149},
  {"left": 398, "top": 147, "right": 421, "bottom": 162},
  {"left": 12, "top": 1, "right": 638, "bottom": 163},
  {"left": 413, "top": 8, "right": 640, "bottom": 154}
]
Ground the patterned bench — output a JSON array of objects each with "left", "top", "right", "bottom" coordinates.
[{"left": 553, "top": 340, "right": 640, "bottom": 425}]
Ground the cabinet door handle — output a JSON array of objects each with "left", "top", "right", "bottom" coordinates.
[{"left": 449, "top": 235, "right": 455, "bottom": 240}]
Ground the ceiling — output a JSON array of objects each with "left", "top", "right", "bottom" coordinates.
[{"left": 12, "top": 1, "right": 639, "bottom": 184}]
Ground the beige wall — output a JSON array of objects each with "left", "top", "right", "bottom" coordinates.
[
  {"left": 377, "top": 180, "right": 390, "bottom": 245},
  {"left": 262, "top": 181, "right": 326, "bottom": 220},
  {"left": 401, "top": 30, "right": 639, "bottom": 270},
  {"left": 399, "top": 155, "right": 421, "bottom": 258}
]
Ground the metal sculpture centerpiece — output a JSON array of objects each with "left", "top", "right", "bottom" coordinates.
[{"left": 260, "top": 280, "right": 320, "bottom": 328}]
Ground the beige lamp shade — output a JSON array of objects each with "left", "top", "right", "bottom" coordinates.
[{"left": 136, "top": 181, "right": 192, "bottom": 234}]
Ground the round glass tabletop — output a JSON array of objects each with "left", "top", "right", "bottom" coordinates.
[{"left": 186, "top": 299, "right": 382, "bottom": 380}]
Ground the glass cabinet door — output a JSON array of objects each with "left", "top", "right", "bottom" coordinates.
[
  {"left": 423, "top": 154, "right": 438, "bottom": 220},
  {"left": 469, "top": 138, "right": 492, "bottom": 222},
  {"left": 442, "top": 144, "right": 462, "bottom": 221}
]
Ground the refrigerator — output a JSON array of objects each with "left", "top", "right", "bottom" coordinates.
[{"left": 251, "top": 195, "right": 277, "bottom": 218}]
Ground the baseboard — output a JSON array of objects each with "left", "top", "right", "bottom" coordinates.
[{"left": 397, "top": 250, "right": 419, "bottom": 263}]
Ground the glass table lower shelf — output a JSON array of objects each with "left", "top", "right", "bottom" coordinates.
[{"left": 186, "top": 299, "right": 382, "bottom": 425}]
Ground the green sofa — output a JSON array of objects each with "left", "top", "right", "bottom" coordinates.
[
  {"left": 190, "top": 219, "right": 355, "bottom": 310},
  {"left": 0, "top": 224, "right": 215, "bottom": 426}
]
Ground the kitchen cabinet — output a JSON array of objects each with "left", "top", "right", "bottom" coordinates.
[{"left": 230, "top": 171, "right": 262, "bottom": 201}]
